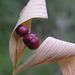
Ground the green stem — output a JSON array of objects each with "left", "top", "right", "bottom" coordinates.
[
  {"left": 17, "top": 46, "right": 26, "bottom": 61},
  {"left": 12, "top": 66, "right": 16, "bottom": 75},
  {"left": 12, "top": 45, "right": 26, "bottom": 75},
  {"left": 12, "top": 36, "right": 26, "bottom": 75},
  {"left": 20, "top": 46, "right": 26, "bottom": 54}
]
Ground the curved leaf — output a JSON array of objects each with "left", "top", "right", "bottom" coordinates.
[
  {"left": 9, "top": 0, "right": 48, "bottom": 68},
  {"left": 16, "top": 37, "right": 75, "bottom": 74}
]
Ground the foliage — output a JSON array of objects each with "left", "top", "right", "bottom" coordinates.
[{"left": 0, "top": 0, "right": 75, "bottom": 75}]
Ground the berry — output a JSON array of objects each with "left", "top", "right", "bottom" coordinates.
[
  {"left": 23, "top": 33, "right": 39, "bottom": 50},
  {"left": 16, "top": 25, "right": 29, "bottom": 36}
]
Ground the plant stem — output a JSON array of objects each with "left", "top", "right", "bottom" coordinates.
[
  {"left": 12, "top": 45, "right": 26, "bottom": 75},
  {"left": 16, "top": 46, "right": 26, "bottom": 62},
  {"left": 12, "top": 51, "right": 17, "bottom": 75},
  {"left": 12, "top": 67, "right": 16, "bottom": 75},
  {"left": 20, "top": 46, "right": 26, "bottom": 54}
]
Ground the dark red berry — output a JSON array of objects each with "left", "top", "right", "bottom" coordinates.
[
  {"left": 23, "top": 33, "right": 39, "bottom": 50},
  {"left": 16, "top": 25, "right": 29, "bottom": 36}
]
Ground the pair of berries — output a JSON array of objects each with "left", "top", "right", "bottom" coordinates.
[{"left": 16, "top": 25, "right": 39, "bottom": 50}]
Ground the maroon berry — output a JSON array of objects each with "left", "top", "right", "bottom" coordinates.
[
  {"left": 23, "top": 33, "right": 39, "bottom": 50},
  {"left": 16, "top": 25, "right": 29, "bottom": 36}
]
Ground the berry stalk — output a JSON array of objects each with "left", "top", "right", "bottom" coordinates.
[{"left": 12, "top": 38, "right": 26, "bottom": 75}]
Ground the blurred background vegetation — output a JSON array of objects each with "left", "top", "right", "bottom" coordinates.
[{"left": 0, "top": 0, "right": 75, "bottom": 75}]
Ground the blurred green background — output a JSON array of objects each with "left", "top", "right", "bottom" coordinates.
[{"left": 0, "top": 0, "right": 75, "bottom": 75}]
